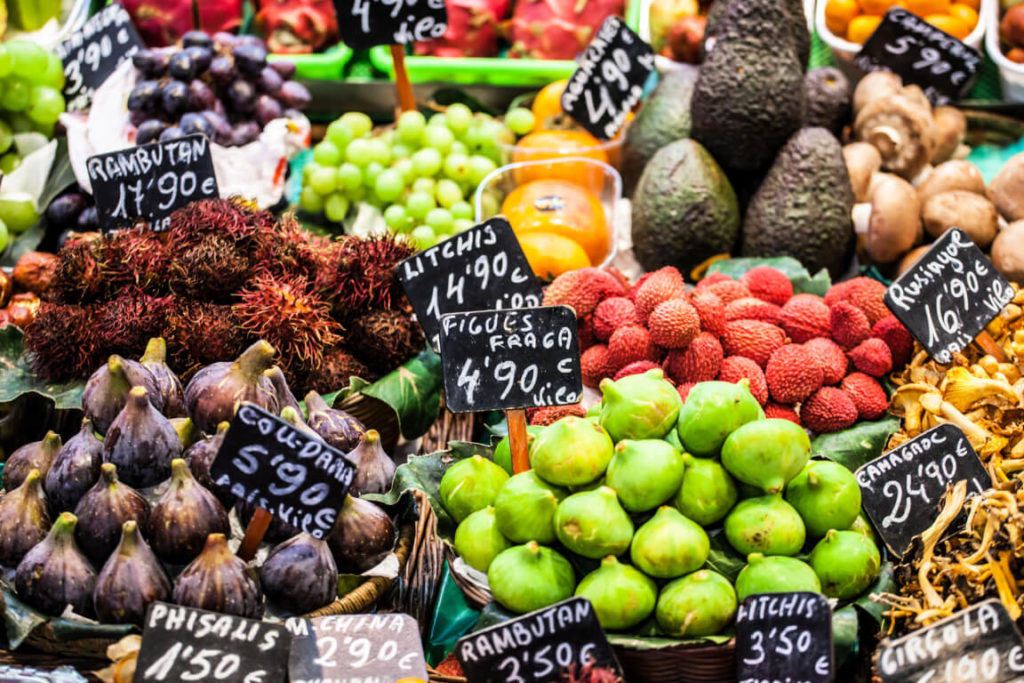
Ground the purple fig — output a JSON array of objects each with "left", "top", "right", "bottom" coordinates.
[
  {"left": 148, "top": 459, "right": 230, "bottom": 565},
  {"left": 140, "top": 338, "right": 185, "bottom": 418},
  {"left": 260, "top": 532, "right": 337, "bottom": 613},
  {"left": 94, "top": 520, "right": 171, "bottom": 625},
  {"left": 235, "top": 499, "right": 300, "bottom": 544},
  {"left": 183, "top": 422, "right": 234, "bottom": 507},
  {"left": 327, "top": 496, "right": 396, "bottom": 573},
  {"left": 265, "top": 366, "right": 301, "bottom": 415},
  {"left": 173, "top": 533, "right": 262, "bottom": 618},
  {"left": 280, "top": 405, "right": 319, "bottom": 438},
  {"left": 83, "top": 355, "right": 163, "bottom": 434},
  {"left": 103, "top": 386, "right": 182, "bottom": 488},
  {"left": 45, "top": 419, "right": 102, "bottom": 513},
  {"left": 15, "top": 512, "right": 97, "bottom": 617},
  {"left": 0, "top": 469, "right": 51, "bottom": 565},
  {"left": 347, "top": 430, "right": 396, "bottom": 496},
  {"left": 184, "top": 340, "right": 279, "bottom": 434},
  {"left": 74, "top": 463, "right": 150, "bottom": 567},
  {"left": 305, "top": 390, "right": 365, "bottom": 452},
  {"left": 4, "top": 431, "right": 61, "bottom": 491}
]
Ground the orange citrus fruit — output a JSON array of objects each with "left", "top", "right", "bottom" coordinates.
[
  {"left": 847, "top": 14, "right": 883, "bottom": 42},
  {"left": 948, "top": 3, "right": 979, "bottom": 29},
  {"left": 924, "top": 13, "right": 971, "bottom": 37},
  {"left": 531, "top": 80, "right": 568, "bottom": 131},
  {"left": 826, "top": 0, "right": 862, "bottom": 35},
  {"left": 512, "top": 130, "right": 609, "bottom": 187},
  {"left": 502, "top": 179, "right": 609, "bottom": 264},
  {"left": 905, "top": 0, "right": 950, "bottom": 14},
  {"left": 858, "top": 0, "right": 897, "bottom": 14},
  {"left": 517, "top": 231, "right": 591, "bottom": 279},
  {"left": 955, "top": 0, "right": 979, "bottom": 8}
]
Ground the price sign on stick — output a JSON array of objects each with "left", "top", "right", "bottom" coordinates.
[
  {"left": 87, "top": 134, "right": 219, "bottom": 233},
  {"left": 561, "top": 16, "right": 655, "bottom": 141},
  {"left": 735, "top": 592, "right": 833, "bottom": 683},
  {"left": 135, "top": 603, "right": 290, "bottom": 683},
  {"left": 456, "top": 597, "right": 622, "bottom": 683},
  {"left": 287, "top": 613, "right": 429, "bottom": 683},
  {"left": 854, "top": 7, "right": 982, "bottom": 104},
  {"left": 56, "top": 3, "right": 144, "bottom": 112},
  {"left": 856, "top": 423, "right": 988, "bottom": 557},
  {"left": 876, "top": 599, "right": 1024, "bottom": 682},
  {"left": 333, "top": 0, "right": 448, "bottom": 48},
  {"left": 885, "top": 227, "right": 1014, "bottom": 364}
]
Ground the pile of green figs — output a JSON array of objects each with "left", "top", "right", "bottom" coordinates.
[{"left": 438, "top": 369, "right": 882, "bottom": 637}]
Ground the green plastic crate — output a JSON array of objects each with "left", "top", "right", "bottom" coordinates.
[{"left": 269, "top": 43, "right": 353, "bottom": 81}]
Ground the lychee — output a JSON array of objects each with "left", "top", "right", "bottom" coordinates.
[
  {"left": 528, "top": 404, "right": 586, "bottom": 426},
  {"left": 848, "top": 338, "right": 893, "bottom": 378},
  {"left": 628, "top": 271, "right": 653, "bottom": 303},
  {"left": 830, "top": 301, "right": 871, "bottom": 349},
  {"left": 581, "top": 344, "right": 615, "bottom": 387},
  {"left": 719, "top": 356, "right": 769, "bottom": 406},
  {"left": 825, "top": 277, "right": 889, "bottom": 325},
  {"left": 871, "top": 315, "right": 914, "bottom": 369},
  {"left": 635, "top": 267, "right": 686, "bottom": 322},
  {"left": 801, "top": 387, "right": 858, "bottom": 433},
  {"left": 543, "top": 267, "right": 626, "bottom": 319},
  {"left": 780, "top": 294, "right": 830, "bottom": 343},
  {"left": 765, "top": 402, "right": 801, "bottom": 425},
  {"left": 721, "top": 320, "right": 787, "bottom": 367},
  {"left": 663, "top": 332, "right": 723, "bottom": 384},
  {"left": 803, "top": 337, "right": 848, "bottom": 385},
  {"left": 706, "top": 279, "right": 752, "bottom": 305},
  {"left": 614, "top": 360, "right": 666, "bottom": 381},
  {"left": 608, "top": 325, "right": 659, "bottom": 369},
  {"left": 593, "top": 297, "right": 638, "bottom": 342},
  {"left": 677, "top": 382, "right": 696, "bottom": 403},
  {"left": 765, "top": 344, "right": 824, "bottom": 404},
  {"left": 840, "top": 372, "right": 888, "bottom": 420},
  {"left": 648, "top": 298, "right": 701, "bottom": 349},
  {"left": 741, "top": 266, "right": 793, "bottom": 306},
  {"left": 724, "top": 297, "right": 782, "bottom": 325},
  {"left": 696, "top": 272, "right": 732, "bottom": 289},
  {"left": 689, "top": 289, "right": 726, "bottom": 337}
]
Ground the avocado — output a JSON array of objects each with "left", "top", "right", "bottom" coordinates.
[
  {"left": 741, "top": 127, "right": 855, "bottom": 278},
  {"left": 620, "top": 65, "right": 699, "bottom": 196},
  {"left": 804, "top": 67, "right": 851, "bottom": 136},
  {"left": 631, "top": 139, "right": 740, "bottom": 274},
  {"left": 704, "top": 0, "right": 809, "bottom": 69},
  {"left": 782, "top": 0, "right": 811, "bottom": 70}
]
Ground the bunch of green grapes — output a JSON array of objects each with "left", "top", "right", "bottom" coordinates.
[
  {"left": 300, "top": 103, "right": 535, "bottom": 249},
  {"left": 0, "top": 41, "right": 66, "bottom": 175}
]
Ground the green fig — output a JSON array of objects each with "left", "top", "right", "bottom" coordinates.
[
  {"left": 655, "top": 570, "right": 737, "bottom": 637},
  {"left": 664, "top": 429, "right": 684, "bottom": 451},
  {"left": 555, "top": 486, "right": 634, "bottom": 559},
  {"left": 676, "top": 381, "right": 763, "bottom": 457},
  {"left": 575, "top": 556, "right": 657, "bottom": 630},
  {"left": 600, "top": 370, "right": 682, "bottom": 441},
  {"left": 586, "top": 401, "right": 601, "bottom": 418},
  {"left": 493, "top": 471, "right": 567, "bottom": 544},
  {"left": 488, "top": 542, "right": 576, "bottom": 614},
  {"left": 454, "top": 507, "right": 511, "bottom": 573},
  {"left": 439, "top": 455, "right": 510, "bottom": 523},
  {"left": 631, "top": 506, "right": 709, "bottom": 579},
  {"left": 724, "top": 494, "right": 806, "bottom": 556},
  {"left": 606, "top": 440, "right": 685, "bottom": 512},
  {"left": 809, "top": 530, "right": 880, "bottom": 600},
  {"left": 673, "top": 454, "right": 737, "bottom": 525},
  {"left": 721, "top": 419, "right": 810, "bottom": 494},
  {"left": 493, "top": 426, "right": 543, "bottom": 475},
  {"left": 846, "top": 511, "right": 877, "bottom": 545},
  {"left": 530, "top": 417, "right": 614, "bottom": 487},
  {"left": 735, "top": 554, "right": 821, "bottom": 601},
  {"left": 785, "top": 460, "right": 861, "bottom": 537}
]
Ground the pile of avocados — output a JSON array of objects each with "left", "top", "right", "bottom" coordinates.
[{"left": 624, "top": 0, "right": 855, "bottom": 279}]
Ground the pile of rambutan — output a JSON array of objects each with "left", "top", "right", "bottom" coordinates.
[
  {"left": 25, "top": 198, "right": 424, "bottom": 394},
  {"left": 545, "top": 265, "right": 912, "bottom": 434}
]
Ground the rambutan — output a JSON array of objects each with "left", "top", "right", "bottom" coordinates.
[
  {"left": 840, "top": 372, "right": 888, "bottom": 420},
  {"left": 765, "top": 344, "right": 823, "bottom": 404},
  {"left": 829, "top": 301, "right": 871, "bottom": 349},
  {"left": 49, "top": 238, "right": 105, "bottom": 304},
  {"left": 608, "top": 325, "right": 659, "bottom": 369},
  {"left": 802, "top": 337, "right": 848, "bottom": 385},
  {"left": 344, "top": 309, "right": 425, "bottom": 375},
  {"left": 305, "top": 346, "right": 376, "bottom": 394},
  {"left": 635, "top": 267, "right": 686, "bottom": 322},
  {"left": 801, "top": 387, "right": 858, "bottom": 433},
  {"left": 779, "top": 294, "right": 830, "bottom": 343},
  {"left": 719, "top": 355, "right": 769, "bottom": 406},
  {"left": 528, "top": 403, "right": 586, "bottom": 426},
  {"left": 871, "top": 315, "right": 914, "bottom": 369},
  {"left": 317, "top": 234, "right": 417, "bottom": 318},
  {"left": 100, "top": 230, "right": 172, "bottom": 295},
  {"left": 764, "top": 402, "right": 801, "bottom": 424},
  {"left": 93, "top": 289, "right": 174, "bottom": 357},
  {"left": 255, "top": 212, "right": 336, "bottom": 279},
  {"left": 663, "top": 332, "right": 723, "bottom": 383},
  {"left": 167, "top": 232, "right": 252, "bottom": 300},
  {"left": 614, "top": 360, "right": 665, "bottom": 381},
  {"left": 648, "top": 298, "right": 701, "bottom": 349},
  {"left": 167, "top": 197, "right": 277, "bottom": 250},
  {"left": 825, "top": 277, "right": 889, "bottom": 325},
  {"left": 166, "top": 301, "right": 250, "bottom": 375},
  {"left": 724, "top": 297, "right": 782, "bottom": 325},
  {"left": 581, "top": 344, "right": 616, "bottom": 387},
  {"left": 706, "top": 279, "right": 752, "bottom": 305},
  {"left": 689, "top": 289, "right": 726, "bottom": 337},
  {"left": 543, "top": 268, "right": 626, "bottom": 320},
  {"left": 848, "top": 338, "right": 893, "bottom": 378},
  {"left": 592, "top": 297, "right": 638, "bottom": 341},
  {"left": 25, "top": 303, "right": 102, "bottom": 380},
  {"left": 740, "top": 266, "right": 793, "bottom": 306}
]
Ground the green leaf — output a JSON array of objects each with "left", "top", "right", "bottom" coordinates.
[
  {"left": 0, "top": 326, "right": 85, "bottom": 410},
  {"left": 853, "top": 561, "right": 896, "bottom": 628},
  {"left": 705, "top": 531, "right": 746, "bottom": 582},
  {"left": 707, "top": 256, "right": 831, "bottom": 296},
  {"left": 812, "top": 416, "right": 901, "bottom": 472},
  {"left": 1, "top": 585, "right": 46, "bottom": 649},
  {"left": 832, "top": 605, "right": 860, "bottom": 670}
]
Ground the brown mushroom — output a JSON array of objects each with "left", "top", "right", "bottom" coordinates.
[
  {"left": 916, "top": 160, "right": 986, "bottom": 203},
  {"left": 844, "top": 142, "right": 883, "bottom": 203},
  {"left": 922, "top": 190, "right": 999, "bottom": 247},
  {"left": 991, "top": 220, "right": 1024, "bottom": 282},
  {"left": 861, "top": 174, "right": 923, "bottom": 263},
  {"left": 855, "top": 84, "right": 936, "bottom": 180},
  {"left": 930, "top": 106, "right": 967, "bottom": 164},
  {"left": 897, "top": 244, "right": 930, "bottom": 275},
  {"left": 852, "top": 71, "right": 903, "bottom": 119},
  {"left": 988, "top": 151, "right": 1024, "bottom": 222}
]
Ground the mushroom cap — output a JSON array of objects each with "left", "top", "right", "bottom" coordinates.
[
  {"left": 991, "top": 220, "right": 1024, "bottom": 282},
  {"left": 866, "top": 175, "right": 922, "bottom": 264}
]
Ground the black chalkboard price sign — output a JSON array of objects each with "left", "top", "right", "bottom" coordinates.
[
  {"left": 735, "top": 592, "right": 833, "bottom": 683},
  {"left": 55, "top": 3, "right": 144, "bottom": 112},
  {"left": 135, "top": 602, "right": 290, "bottom": 683},
  {"left": 561, "top": 16, "right": 655, "bottom": 141},
  {"left": 876, "top": 599, "right": 1024, "bottom": 682},
  {"left": 87, "top": 134, "right": 219, "bottom": 233},
  {"left": 856, "top": 423, "right": 988, "bottom": 556},
  {"left": 211, "top": 403, "right": 356, "bottom": 539},
  {"left": 455, "top": 597, "right": 622, "bottom": 683},
  {"left": 333, "top": 0, "right": 448, "bottom": 49},
  {"left": 885, "top": 227, "right": 1015, "bottom": 364},
  {"left": 439, "top": 305, "right": 583, "bottom": 413},
  {"left": 396, "top": 218, "right": 543, "bottom": 350},
  {"left": 853, "top": 7, "right": 982, "bottom": 104},
  {"left": 287, "top": 613, "right": 429, "bottom": 683}
]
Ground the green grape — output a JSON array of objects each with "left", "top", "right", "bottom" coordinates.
[
  {"left": 411, "top": 225, "right": 436, "bottom": 250},
  {"left": 366, "top": 138, "right": 391, "bottom": 165},
  {"left": 0, "top": 47, "right": 11, "bottom": 79},
  {"left": 309, "top": 165, "right": 338, "bottom": 195},
  {"left": 406, "top": 191, "right": 436, "bottom": 220},
  {"left": 393, "top": 158, "right": 415, "bottom": 184},
  {"left": 435, "top": 179, "right": 462, "bottom": 209},
  {"left": 0, "top": 218, "right": 10, "bottom": 253},
  {"left": 300, "top": 186, "right": 325, "bottom": 213},
  {"left": 33, "top": 120, "right": 54, "bottom": 138},
  {"left": 479, "top": 190, "right": 500, "bottom": 217},
  {"left": 324, "top": 193, "right": 351, "bottom": 223},
  {"left": 451, "top": 201, "right": 473, "bottom": 221},
  {"left": 449, "top": 140, "right": 468, "bottom": 156},
  {"left": 8, "top": 42, "right": 47, "bottom": 80},
  {"left": 397, "top": 110, "right": 426, "bottom": 144},
  {"left": 443, "top": 153, "right": 470, "bottom": 182},
  {"left": 2, "top": 80, "right": 30, "bottom": 112},
  {"left": 345, "top": 139, "right": 372, "bottom": 166},
  {"left": 505, "top": 107, "right": 536, "bottom": 136},
  {"left": 363, "top": 161, "right": 384, "bottom": 187},
  {"left": 412, "top": 177, "right": 436, "bottom": 195},
  {"left": 349, "top": 186, "right": 367, "bottom": 203},
  {"left": 0, "top": 120, "right": 13, "bottom": 156},
  {"left": 303, "top": 161, "right": 319, "bottom": 181},
  {"left": 0, "top": 194, "right": 37, "bottom": 233},
  {"left": 340, "top": 112, "right": 373, "bottom": 138},
  {"left": 391, "top": 143, "right": 412, "bottom": 162},
  {"left": 313, "top": 141, "right": 342, "bottom": 167},
  {"left": 326, "top": 119, "right": 354, "bottom": 149},
  {"left": 428, "top": 113, "right": 447, "bottom": 128},
  {"left": 469, "top": 155, "right": 497, "bottom": 186},
  {"left": 446, "top": 103, "right": 473, "bottom": 135},
  {"left": 0, "top": 153, "right": 20, "bottom": 174},
  {"left": 411, "top": 147, "right": 443, "bottom": 177},
  {"left": 425, "top": 207, "right": 454, "bottom": 234},
  {"left": 336, "top": 162, "right": 363, "bottom": 191},
  {"left": 40, "top": 53, "right": 64, "bottom": 90},
  {"left": 454, "top": 218, "right": 475, "bottom": 233},
  {"left": 422, "top": 125, "right": 454, "bottom": 154},
  {"left": 375, "top": 168, "right": 404, "bottom": 202},
  {"left": 465, "top": 122, "right": 485, "bottom": 149},
  {"left": 384, "top": 204, "right": 410, "bottom": 231}
]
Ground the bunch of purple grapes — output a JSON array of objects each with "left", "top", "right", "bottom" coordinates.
[{"left": 127, "top": 30, "right": 312, "bottom": 147}]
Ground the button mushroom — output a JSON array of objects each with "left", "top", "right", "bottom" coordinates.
[
  {"left": 843, "top": 142, "right": 882, "bottom": 204},
  {"left": 991, "top": 220, "right": 1024, "bottom": 282},
  {"left": 988, "top": 151, "right": 1024, "bottom": 222},
  {"left": 854, "top": 84, "right": 936, "bottom": 180},
  {"left": 930, "top": 106, "right": 967, "bottom": 164},
  {"left": 852, "top": 71, "right": 903, "bottom": 119},
  {"left": 856, "top": 173, "right": 923, "bottom": 264},
  {"left": 921, "top": 190, "right": 1000, "bottom": 248},
  {"left": 916, "top": 160, "right": 987, "bottom": 204}
]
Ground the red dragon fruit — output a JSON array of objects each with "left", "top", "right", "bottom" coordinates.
[
  {"left": 255, "top": 0, "right": 339, "bottom": 54},
  {"left": 507, "top": 0, "right": 625, "bottom": 60},
  {"left": 415, "top": 0, "right": 512, "bottom": 58},
  {"left": 122, "top": 0, "right": 241, "bottom": 47}
]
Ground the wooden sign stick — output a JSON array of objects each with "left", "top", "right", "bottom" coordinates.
[
  {"left": 976, "top": 330, "right": 1007, "bottom": 363},
  {"left": 389, "top": 45, "right": 416, "bottom": 113},
  {"left": 237, "top": 508, "right": 273, "bottom": 562},
  {"left": 507, "top": 408, "right": 530, "bottom": 474}
]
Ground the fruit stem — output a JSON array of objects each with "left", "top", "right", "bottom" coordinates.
[
  {"left": 141, "top": 337, "right": 168, "bottom": 364},
  {"left": 51, "top": 512, "right": 78, "bottom": 544},
  {"left": 119, "top": 521, "right": 140, "bottom": 554},
  {"left": 41, "top": 431, "right": 62, "bottom": 454},
  {"left": 170, "top": 458, "right": 193, "bottom": 485},
  {"left": 100, "top": 463, "right": 119, "bottom": 487},
  {"left": 304, "top": 390, "right": 329, "bottom": 413},
  {"left": 235, "top": 340, "right": 276, "bottom": 382}
]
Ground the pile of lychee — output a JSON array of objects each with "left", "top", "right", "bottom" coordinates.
[{"left": 542, "top": 265, "right": 912, "bottom": 434}]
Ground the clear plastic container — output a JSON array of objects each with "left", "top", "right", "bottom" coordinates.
[
  {"left": 500, "top": 127, "right": 627, "bottom": 174},
  {"left": 474, "top": 156, "right": 622, "bottom": 268},
  {"left": 985, "top": 0, "right": 1024, "bottom": 102}
]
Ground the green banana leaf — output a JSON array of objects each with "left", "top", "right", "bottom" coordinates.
[
  {"left": 0, "top": 584, "right": 134, "bottom": 650},
  {"left": 0, "top": 326, "right": 86, "bottom": 410},
  {"left": 812, "top": 416, "right": 901, "bottom": 473},
  {"left": 707, "top": 256, "right": 832, "bottom": 297}
]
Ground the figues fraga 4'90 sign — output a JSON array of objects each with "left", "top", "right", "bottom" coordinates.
[{"left": 333, "top": 0, "right": 448, "bottom": 49}]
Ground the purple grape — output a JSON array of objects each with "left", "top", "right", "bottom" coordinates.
[
  {"left": 180, "top": 112, "right": 214, "bottom": 138},
  {"left": 159, "top": 126, "right": 185, "bottom": 142},
  {"left": 182, "top": 30, "right": 213, "bottom": 49},
  {"left": 268, "top": 60, "right": 296, "bottom": 80},
  {"left": 46, "top": 194, "right": 87, "bottom": 228},
  {"left": 209, "top": 55, "right": 235, "bottom": 84},
  {"left": 213, "top": 32, "right": 237, "bottom": 48},
  {"left": 202, "top": 110, "right": 233, "bottom": 144},
  {"left": 256, "top": 66, "right": 283, "bottom": 94},
  {"left": 226, "top": 80, "right": 256, "bottom": 112},
  {"left": 231, "top": 44, "right": 267, "bottom": 77},
  {"left": 276, "top": 81, "right": 310, "bottom": 110},
  {"left": 168, "top": 51, "right": 197, "bottom": 81},
  {"left": 230, "top": 121, "right": 260, "bottom": 146},
  {"left": 161, "top": 80, "right": 190, "bottom": 118},
  {"left": 129, "top": 109, "right": 148, "bottom": 127},
  {"left": 135, "top": 119, "right": 166, "bottom": 145},
  {"left": 235, "top": 35, "right": 265, "bottom": 48},
  {"left": 132, "top": 49, "right": 167, "bottom": 78},
  {"left": 212, "top": 98, "right": 227, "bottom": 117},
  {"left": 127, "top": 80, "right": 161, "bottom": 112},
  {"left": 77, "top": 207, "right": 98, "bottom": 231},
  {"left": 185, "top": 46, "right": 212, "bottom": 73},
  {"left": 255, "top": 94, "right": 282, "bottom": 126},
  {"left": 187, "top": 79, "right": 216, "bottom": 110}
]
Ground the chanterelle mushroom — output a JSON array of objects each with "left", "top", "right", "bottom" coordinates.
[
  {"left": 943, "top": 367, "right": 1020, "bottom": 411},
  {"left": 890, "top": 383, "right": 941, "bottom": 435},
  {"left": 855, "top": 85, "right": 936, "bottom": 180}
]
